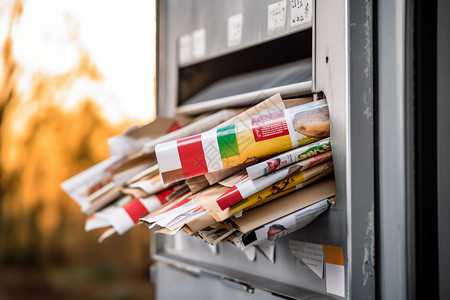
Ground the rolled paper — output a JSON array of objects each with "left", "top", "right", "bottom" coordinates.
[
  {"left": 143, "top": 109, "right": 240, "bottom": 153},
  {"left": 156, "top": 100, "right": 330, "bottom": 184},
  {"left": 216, "top": 151, "right": 333, "bottom": 210},
  {"left": 246, "top": 138, "right": 331, "bottom": 180}
]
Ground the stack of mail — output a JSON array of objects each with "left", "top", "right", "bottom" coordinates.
[{"left": 62, "top": 93, "right": 336, "bottom": 251}]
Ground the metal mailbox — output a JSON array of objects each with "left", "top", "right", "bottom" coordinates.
[{"left": 151, "top": 0, "right": 376, "bottom": 299}]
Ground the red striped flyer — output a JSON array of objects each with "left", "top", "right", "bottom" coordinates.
[
  {"left": 156, "top": 100, "right": 330, "bottom": 184},
  {"left": 246, "top": 138, "right": 331, "bottom": 180}
]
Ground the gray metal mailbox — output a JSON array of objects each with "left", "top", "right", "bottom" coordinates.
[{"left": 152, "top": 0, "right": 375, "bottom": 299}]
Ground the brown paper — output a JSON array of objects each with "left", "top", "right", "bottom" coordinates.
[
  {"left": 283, "top": 97, "right": 313, "bottom": 108},
  {"left": 126, "top": 117, "right": 178, "bottom": 140},
  {"left": 185, "top": 212, "right": 217, "bottom": 233},
  {"left": 231, "top": 178, "right": 336, "bottom": 233},
  {"left": 186, "top": 175, "right": 211, "bottom": 194},
  {"left": 120, "top": 187, "right": 150, "bottom": 199},
  {"left": 82, "top": 188, "right": 125, "bottom": 216},
  {"left": 194, "top": 185, "right": 232, "bottom": 222},
  {"left": 111, "top": 152, "right": 157, "bottom": 177}
]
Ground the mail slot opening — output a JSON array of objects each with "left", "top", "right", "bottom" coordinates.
[{"left": 177, "top": 29, "right": 312, "bottom": 107}]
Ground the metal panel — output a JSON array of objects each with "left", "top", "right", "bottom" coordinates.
[
  {"left": 152, "top": 262, "right": 295, "bottom": 300},
  {"left": 312, "top": 1, "right": 349, "bottom": 297},
  {"left": 152, "top": 214, "right": 344, "bottom": 299},
  {"left": 347, "top": 0, "right": 376, "bottom": 298},
  {"left": 377, "top": 0, "right": 407, "bottom": 299},
  {"left": 156, "top": 0, "right": 313, "bottom": 117},
  {"left": 314, "top": 1, "right": 378, "bottom": 299},
  {"left": 437, "top": 0, "right": 450, "bottom": 297}
]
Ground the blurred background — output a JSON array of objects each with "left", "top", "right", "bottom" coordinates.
[{"left": 0, "top": 0, "right": 157, "bottom": 299}]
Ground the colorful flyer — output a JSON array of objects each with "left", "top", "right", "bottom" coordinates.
[
  {"left": 246, "top": 138, "right": 331, "bottom": 180},
  {"left": 156, "top": 100, "right": 330, "bottom": 184}
]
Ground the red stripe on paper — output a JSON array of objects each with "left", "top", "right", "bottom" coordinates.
[
  {"left": 150, "top": 195, "right": 193, "bottom": 218},
  {"left": 123, "top": 198, "right": 149, "bottom": 223},
  {"left": 167, "top": 122, "right": 181, "bottom": 133},
  {"left": 156, "top": 188, "right": 175, "bottom": 204},
  {"left": 177, "top": 134, "right": 208, "bottom": 178},
  {"left": 216, "top": 186, "right": 245, "bottom": 210}
]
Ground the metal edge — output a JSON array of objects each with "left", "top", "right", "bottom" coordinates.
[
  {"left": 312, "top": 0, "right": 317, "bottom": 93},
  {"left": 377, "top": 0, "right": 407, "bottom": 298},
  {"left": 404, "top": 0, "right": 416, "bottom": 298}
]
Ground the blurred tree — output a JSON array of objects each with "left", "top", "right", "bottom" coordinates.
[
  {"left": 0, "top": 1, "right": 155, "bottom": 298},
  {"left": 0, "top": 0, "right": 23, "bottom": 264},
  {"left": 0, "top": 0, "right": 151, "bottom": 284}
]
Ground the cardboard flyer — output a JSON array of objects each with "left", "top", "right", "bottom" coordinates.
[
  {"left": 156, "top": 99, "right": 330, "bottom": 184},
  {"left": 246, "top": 138, "right": 331, "bottom": 180},
  {"left": 216, "top": 151, "right": 333, "bottom": 210},
  {"left": 229, "top": 162, "right": 334, "bottom": 216}
]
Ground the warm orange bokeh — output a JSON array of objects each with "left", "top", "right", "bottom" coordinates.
[{"left": 0, "top": 1, "right": 156, "bottom": 298}]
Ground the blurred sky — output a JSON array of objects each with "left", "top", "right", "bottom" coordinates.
[{"left": 8, "top": 0, "right": 156, "bottom": 124}]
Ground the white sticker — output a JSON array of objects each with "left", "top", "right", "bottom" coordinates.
[
  {"left": 178, "top": 34, "right": 191, "bottom": 64},
  {"left": 228, "top": 13, "right": 243, "bottom": 47},
  {"left": 290, "top": 0, "right": 312, "bottom": 27},
  {"left": 268, "top": 0, "right": 287, "bottom": 35},
  {"left": 289, "top": 240, "right": 324, "bottom": 278},
  {"left": 192, "top": 28, "right": 206, "bottom": 59},
  {"left": 326, "top": 263, "right": 345, "bottom": 297}
]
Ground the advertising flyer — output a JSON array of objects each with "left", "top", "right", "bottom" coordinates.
[{"left": 156, "top": 100, "right": 330, "bottom": 184}]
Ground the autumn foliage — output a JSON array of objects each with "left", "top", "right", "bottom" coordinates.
[{"left": 0, "top": 1, "right": 154, "bottom": 298}]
